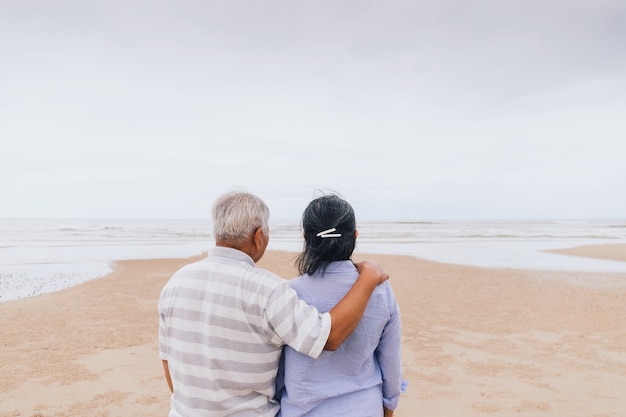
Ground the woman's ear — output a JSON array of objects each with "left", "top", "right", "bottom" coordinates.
[{"left": 355, "top": 229, "right": 359, "bottom": 239}]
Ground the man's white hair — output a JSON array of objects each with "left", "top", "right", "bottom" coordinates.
[{"left": 212, "top": 190, "right": 270, "bottom": 244}]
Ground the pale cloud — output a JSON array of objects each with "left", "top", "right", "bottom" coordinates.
[{"left": 1, "top": 0, "right": 625, "bottom": 219}]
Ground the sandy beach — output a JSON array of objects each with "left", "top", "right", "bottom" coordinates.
[{"left": 2, "top": 245, "right": 626, "bottom": 417}]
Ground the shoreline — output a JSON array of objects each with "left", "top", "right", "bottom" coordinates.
[
  {"left": 1, "top": 248, "right": 626, "bottom": 416},
  {"left": 3, "top": 242, "right": 626, "bottom": 304}
]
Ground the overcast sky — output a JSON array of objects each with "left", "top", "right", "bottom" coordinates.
[{"left": 1, "top": 0, "right": 625, "bottom": 220}]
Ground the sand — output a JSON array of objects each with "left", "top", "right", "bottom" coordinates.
[
  {"left": 545, "top": 243, "right": 626, "bottom": 263},
  {"left": 1, "top": 246, "right": 626, "bottom": 417}
]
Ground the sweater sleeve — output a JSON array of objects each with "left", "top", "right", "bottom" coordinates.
[{"left": 265, "top": 280, "right": 332, "bottom": 359}]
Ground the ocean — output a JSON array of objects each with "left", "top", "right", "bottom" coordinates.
[{"left": 1, "top": 218, "right": 625, "bottom": 302}]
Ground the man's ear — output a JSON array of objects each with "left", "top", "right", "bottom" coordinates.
[{"left": 253, "top": 227, "right": 264, "bottom": 248}]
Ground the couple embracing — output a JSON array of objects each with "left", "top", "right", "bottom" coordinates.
[{"left": 158, "top": 190, "right": 406, "bottom": 417}]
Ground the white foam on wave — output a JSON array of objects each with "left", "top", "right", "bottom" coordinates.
[{"left": 0, "top": 262, "right": 113, "bottom": 302}]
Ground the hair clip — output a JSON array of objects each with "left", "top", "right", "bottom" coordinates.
[{"left": 316, "top": 228, "right": 342, "bottom": 238}]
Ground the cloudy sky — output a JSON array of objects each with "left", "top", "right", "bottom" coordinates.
[{"left": 1, "top": 0, "right": 625, "bottom": 220}]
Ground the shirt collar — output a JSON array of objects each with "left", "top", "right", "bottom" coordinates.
[
  {"left": 320, "top": 260, "right": 357, "bottom": 274},
  {"left": 207, "top": 246, "right": 255, "bottom": 267}
]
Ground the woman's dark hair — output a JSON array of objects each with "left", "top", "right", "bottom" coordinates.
[{"left": 295, "top": 194, "right": 357, "bottom": 276}]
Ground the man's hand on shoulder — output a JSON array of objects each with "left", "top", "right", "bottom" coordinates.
[{"left": 354, "top": 260, "right": 389, "bottom": 286}]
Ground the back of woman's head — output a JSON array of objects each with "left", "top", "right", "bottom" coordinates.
[
  {"left": 212, "top": 191, "right": 269, "bottom": 245},
  {"left": 296, "top": 194, "right": 357, "bottom": 276}
]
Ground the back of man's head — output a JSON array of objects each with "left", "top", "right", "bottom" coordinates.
[{"left": 212, "top": 191, "right": 270, "bottom": 245}]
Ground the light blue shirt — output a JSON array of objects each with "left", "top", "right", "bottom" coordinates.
[{"left": 276, "top": 260, "right": 406, "bottom": 417}]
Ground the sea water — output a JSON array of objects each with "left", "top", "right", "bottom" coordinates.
[{"left": 1, "top": 218, "right": 625, "bottom": 302}]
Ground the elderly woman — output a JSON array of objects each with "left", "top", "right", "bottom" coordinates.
[{"left": 277, "top": 194, "right": 406, "bottom": 417}]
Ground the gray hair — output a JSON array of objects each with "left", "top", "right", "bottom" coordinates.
[{"left": 212, "top": 191, "right": 270, "bottom": 244}]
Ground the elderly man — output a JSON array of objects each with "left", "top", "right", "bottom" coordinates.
[{"left": 158, "top": 190, "right": 388, "bottom": 417}]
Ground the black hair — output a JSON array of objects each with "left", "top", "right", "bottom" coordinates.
[{"left": 295, "top": 194, "right": 357, "bottom": 276}]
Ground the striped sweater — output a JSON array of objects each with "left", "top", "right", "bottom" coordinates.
[{"left": 159, "top": 247, "right": 331, "bottom": 417}]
